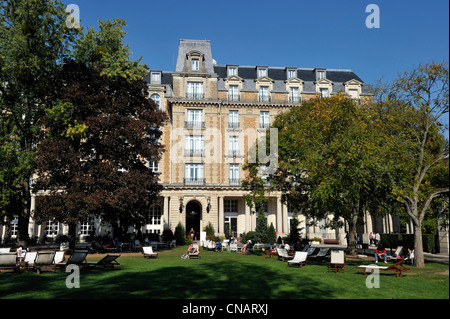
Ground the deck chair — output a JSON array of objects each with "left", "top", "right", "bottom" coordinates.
[
  {"left": 55, "top": 250, "right": 88, "bottom": 270},
  {"left": 53, "top": 251, "right": 65, "bottom": 264},
  {"left": 389, "top": 246, "right": 406, "bottom": 260},
  {"left": 276, "top": 248, "right": 294, "bottom": 261},
  {"left": 24, "top": 251, "right": 38, "bottom": 270},
  {"left": 287, "top": 251, "right": 308, "bottom": 268},
  {"left": 356, "top": 259, "right": 409, "bottom": 278},
  {"left": 142, "top": 246, "right": 158, "bottom": 258},
  {"left": 0, "top": 248, "right": 11, "bottom": 253},
  {"left": 309, "top": 248, "right": 330, "bottom": 261},
  {"left": 87, "top": 254, "right": 121, "bottom": 270},
  {"left": 34, "top": 251, "right": 56, "bottom": 274},
  {"left": 0, "top": 252, "right": 19, "bottom": 272},
  {"left": 169, "top": 239, "right": 176, "bottom": 248},
  {"left": 328, "top": 250, "right": 345, "bottom": 273},
  {"left": 189, "top": 244, "right": 200, "bottom": 259},
  {"left": 306, "top": 247, "right": 318, "bottom": 257},
  {"left": 229, "top": 243, "right": 238, "bottom": 252}
]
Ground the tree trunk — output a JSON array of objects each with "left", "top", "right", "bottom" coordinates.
[
  {"left": 68, "top": 222, "right": 77, "bottom": 251},
  {"left": 413, "top": 224, "right": 425, "bottom": 268},
  {"left": 17, "top": 180, "right": 31, "bottom": 248},
  {"left": 347, "top": 214, "right": 359, "bottom": 255}
]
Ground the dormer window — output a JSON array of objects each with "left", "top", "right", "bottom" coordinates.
[
  {"left": 192, "top": 59, "right": 199, "bottom": 71},
  {"left": 257, "top": 67, "right": 268, "bottom": 78},
  {"left": 315, "top": 68, "right": 326, "bottom": 81},
  {"left": 150, "top": 71, "right": 161, "bottom": 84},
  {"left": 287, "top": 69, "right": 297, "bottom": 79},
  {"left": 227, "top": 66, "right": 238, "bottom": 77}
]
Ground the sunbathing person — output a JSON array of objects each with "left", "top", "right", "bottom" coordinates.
[{"left": 188, "top": 244, "right": 199, "bottom": 255}]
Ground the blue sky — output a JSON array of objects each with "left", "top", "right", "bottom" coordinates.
[{"left": 70, "top": 0, "right": 449, "bottom": 86}]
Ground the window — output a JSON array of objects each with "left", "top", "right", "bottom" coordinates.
[
  {"left": 259, "top": 86, "right": 269, "bottom": 102},
  {"left": 229, "top": 136, "right": 239, "bottom": 156},
  {"left": 228, "top": 85, "right": 239, "bottom": 101},
  {"left": 227, "top": 66, "right": 238, "bottom": 77},
  {"left": 317, "top": 70, "right": 325, "bottom": 80},
  {"left": 290, "top": 87, "right": 299, "bottom": 103},
  {"left": 10, "top": 218, "right": 18, "bottom": 237},
  {"left": 192, "top": 59, "right": 199, "bottom": 71},
  {"left": 287, "top": 69, "right": 296, "bottom": 79},
  {"left": 80, "top": 216, "right": 95, "bottom": 236},
  {"left": 348, "top": 89, "right": 358, "bottom": 99},
  {"left": 229, "top": 164, "right": 239, "bottom": 185},
  {"left": 185, "top": 135, "right": 204, "bottom": 156},
  {"left": 187, "top": 82, "right": 203, "bottom": 99},
  {"left": 151, "top": 94, "right": 160, "bottom": 109},
  {"left": 228, "top": 110, "right": 239, "bottom": 128},
  {"left": 186, "top": 109, "right": 204, "bottom": 128},
  {"left": 147, "top": 206, "right": 162, "bottom": 225},
  {"left": 257, "top": 67, "right": 268, "bottom": 78},
  {"left": 320, "top": 88, "right": 329, "bottom": 97},
  {"left": 151, "top": 72, "right": 161, "bottom": 84},
  {"left": 260, "top": 111, "right": 270, "bottom": 129},
  {"left": 225, "top": 199, "right": 238, "bottom": 213},
  {"left": 46, "top": 220, "right": 59, "bottom": 236},
  {"left": 185, "top": 164, "right": 204, "bottom": 185},
  {"left": 149, "top": 161, "right": 159, "bottom": 172}
]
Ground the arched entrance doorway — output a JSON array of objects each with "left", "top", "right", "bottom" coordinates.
[{"left": 186, "top": 201, "right": 201, "bottom": 240}]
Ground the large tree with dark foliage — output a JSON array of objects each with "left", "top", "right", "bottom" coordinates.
[{"left": 34, "top": 61, "right": 167, "bottom": 248}]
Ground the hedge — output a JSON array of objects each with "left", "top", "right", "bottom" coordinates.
[{"left": 380, "top": 233, "right": 436, "bottom": 253}]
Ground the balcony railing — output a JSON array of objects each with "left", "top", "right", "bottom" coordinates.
[
  {"left": 259, "top": 94, "right": 270, "bottom": 102},
  {"left": 228, "top": 150, "right": 240, "bottom": 157},
  {"left": 184, "top": 149, "right": 204, "bottom": 157},
  {"left": 229, "top": 178, "right": 241, "bottom": 186},
  {"left": 228, "top": 93, "right": 240, "bottom": 102},
  {"left": 184, "top": 178, "right": 205, "bottom": 186},
  {"left": 228, "top": 121, "right": 240, "bottom": 129},
  {"left": 186, "top": 93, "right": 205, "bottom": 100},
  {"left": 259, "top": 123, "right": 270, "bottom": 129},
  {"left": 185, "top": 121, "right": 206, "bottom": 129},
  {"left": 289, "top": 95, "right": 300, "bottom": 103}
]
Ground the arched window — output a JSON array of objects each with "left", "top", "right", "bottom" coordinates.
[{"left": 151, "top": 94, "right": 160, "bottom": 109}]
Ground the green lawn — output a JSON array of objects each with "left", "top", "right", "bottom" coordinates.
[{"left": 0, "top": 246, "right": 448, "bottom": 299}]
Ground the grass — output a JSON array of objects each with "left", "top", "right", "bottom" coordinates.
[{"left": 0, "top": 246, "right": 448, "bottom": 299}]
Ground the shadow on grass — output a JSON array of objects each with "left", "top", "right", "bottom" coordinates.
[{"left": 0, "top": 258, "right": 335, "bottom": 299}]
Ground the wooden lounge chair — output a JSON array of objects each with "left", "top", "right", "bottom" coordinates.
[
  {"left": 189, "top": 244, "right": 200, "bottom": 259},
  {"left": 53, "top": 251, "right": 65, "bottom": 264},
  {"left": 34, "top": 251, "right": 56, "bottom": 274},
  {"left": 87, "top": 254, "right": 121, "bottom": 270},
  {"left": 142, "top": 246, "right": 158, "bottom": 258},
  {"left": 287, "top": 251, "right": 308, "bottom": 268},
  {"left": 0, "top": 252, "right": 19, "bottom": 273},
  {"left": 55, "top": 250, "right": 89, "bottom": 270},
  {"left": 309, "top": 248, "right": 330, "bottom": 261},
  {"left": 328, "top": 250, "right": 345, "bottom": 273},
  {"left": 356, "top": 259, "right": 409, "bottom": 278},
  {"left": 23, "top": 251, "right": 38, "bottom": 271},
  {"left": 276, "top": 248, "right": 294, "bottom": 261},
  {"left": 306, "top": 247, "right": 318, "bottom": 257}
]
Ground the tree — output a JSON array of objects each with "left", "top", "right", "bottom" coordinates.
[
  {"left": 287, "top": 214, "right": 300, "bottom": 245},
  {"left": 72, "top": 18, "right": 148, "bottom": 81},
  {"left": 269, "top": 94, "right": 384, "bottom": 255},
  {"left": 0, "top": 0, "right": 79, "bottom": 246},
  {"left": 33, "top": 61, "right": 167, "bottom": 249},
  {"left": 374, "top": 62, "right": 449, "bottom": 267}
]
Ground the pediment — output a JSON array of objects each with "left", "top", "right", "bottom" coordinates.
[
  {"left": 344, "top": 79, "right": 363, "bottom": 86},
  {"left": 315, "top": 78, "right": 334, "bottom": 85},
  {"left": 225, "top": 75, "right": 244, "bottom": 82},
  {"left": 285, "top": 77, "right": 304, "bottom": 84},
  {"left": 254, "top": 76, "right": 274, "bottom": 83}
]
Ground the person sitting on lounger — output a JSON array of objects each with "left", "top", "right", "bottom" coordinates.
[
  {"left": 188, "top": 244, "right": 199, "bottom": 255},
  {"left": 375, "top": 243, "right": 387, "bottom": 263}
]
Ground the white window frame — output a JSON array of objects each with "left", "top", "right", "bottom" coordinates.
[
  {"left": 150, "top": 72, "right": 161, "bottom": 84},
  {"left": 228, "top": 85, "right": 239, "bottom": 101},
  {"left": 227, "top": 66, "right": 238, "bottom": 77},
  {"left": 185, "top": 163, "right": 204, "bottom": 181},
  {"left": 192, "top": 59, "right": 199, "bottom": 71},
  {"left": 257, "top": 67, "right": 268, "bottom": 78},
  {"left": 151, "top": 94, "right": 161, "bottom": 109},
  {"left": 287, "top": 69, "right": 296, "bottom": 79},
  {"left": 229, "top": 136, "right": 239, "bottom": 155},
  {"left": 290, "top": 87, "right": 299, "bottom": 103},
  {"left": 229, "top": 164, "right": 239, "bottom": 184},
  {"left": 260, "top": 111, "right": 270, "bottom": 128},
  {"left": 187, "top": 82, "right": 204, "bottom": 99},
  {"left": 185, "top": 135, "right": 204, "bottom": 156},
  {"left": 229, "top": 110, "right": 239, "bottom": 128}
]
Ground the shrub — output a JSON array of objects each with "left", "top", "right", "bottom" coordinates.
[
  {"left": 162, "top": 228, "right": 174, "bottom": 242},
  {"left": 174, "top": 222, "right": 186, "bottom": 246},
  {"left": 267, "top": 223, "right": 277, "bottom": 244},
  {"left": 203, "top": 222, "right": 215, "bottom": 237}
]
